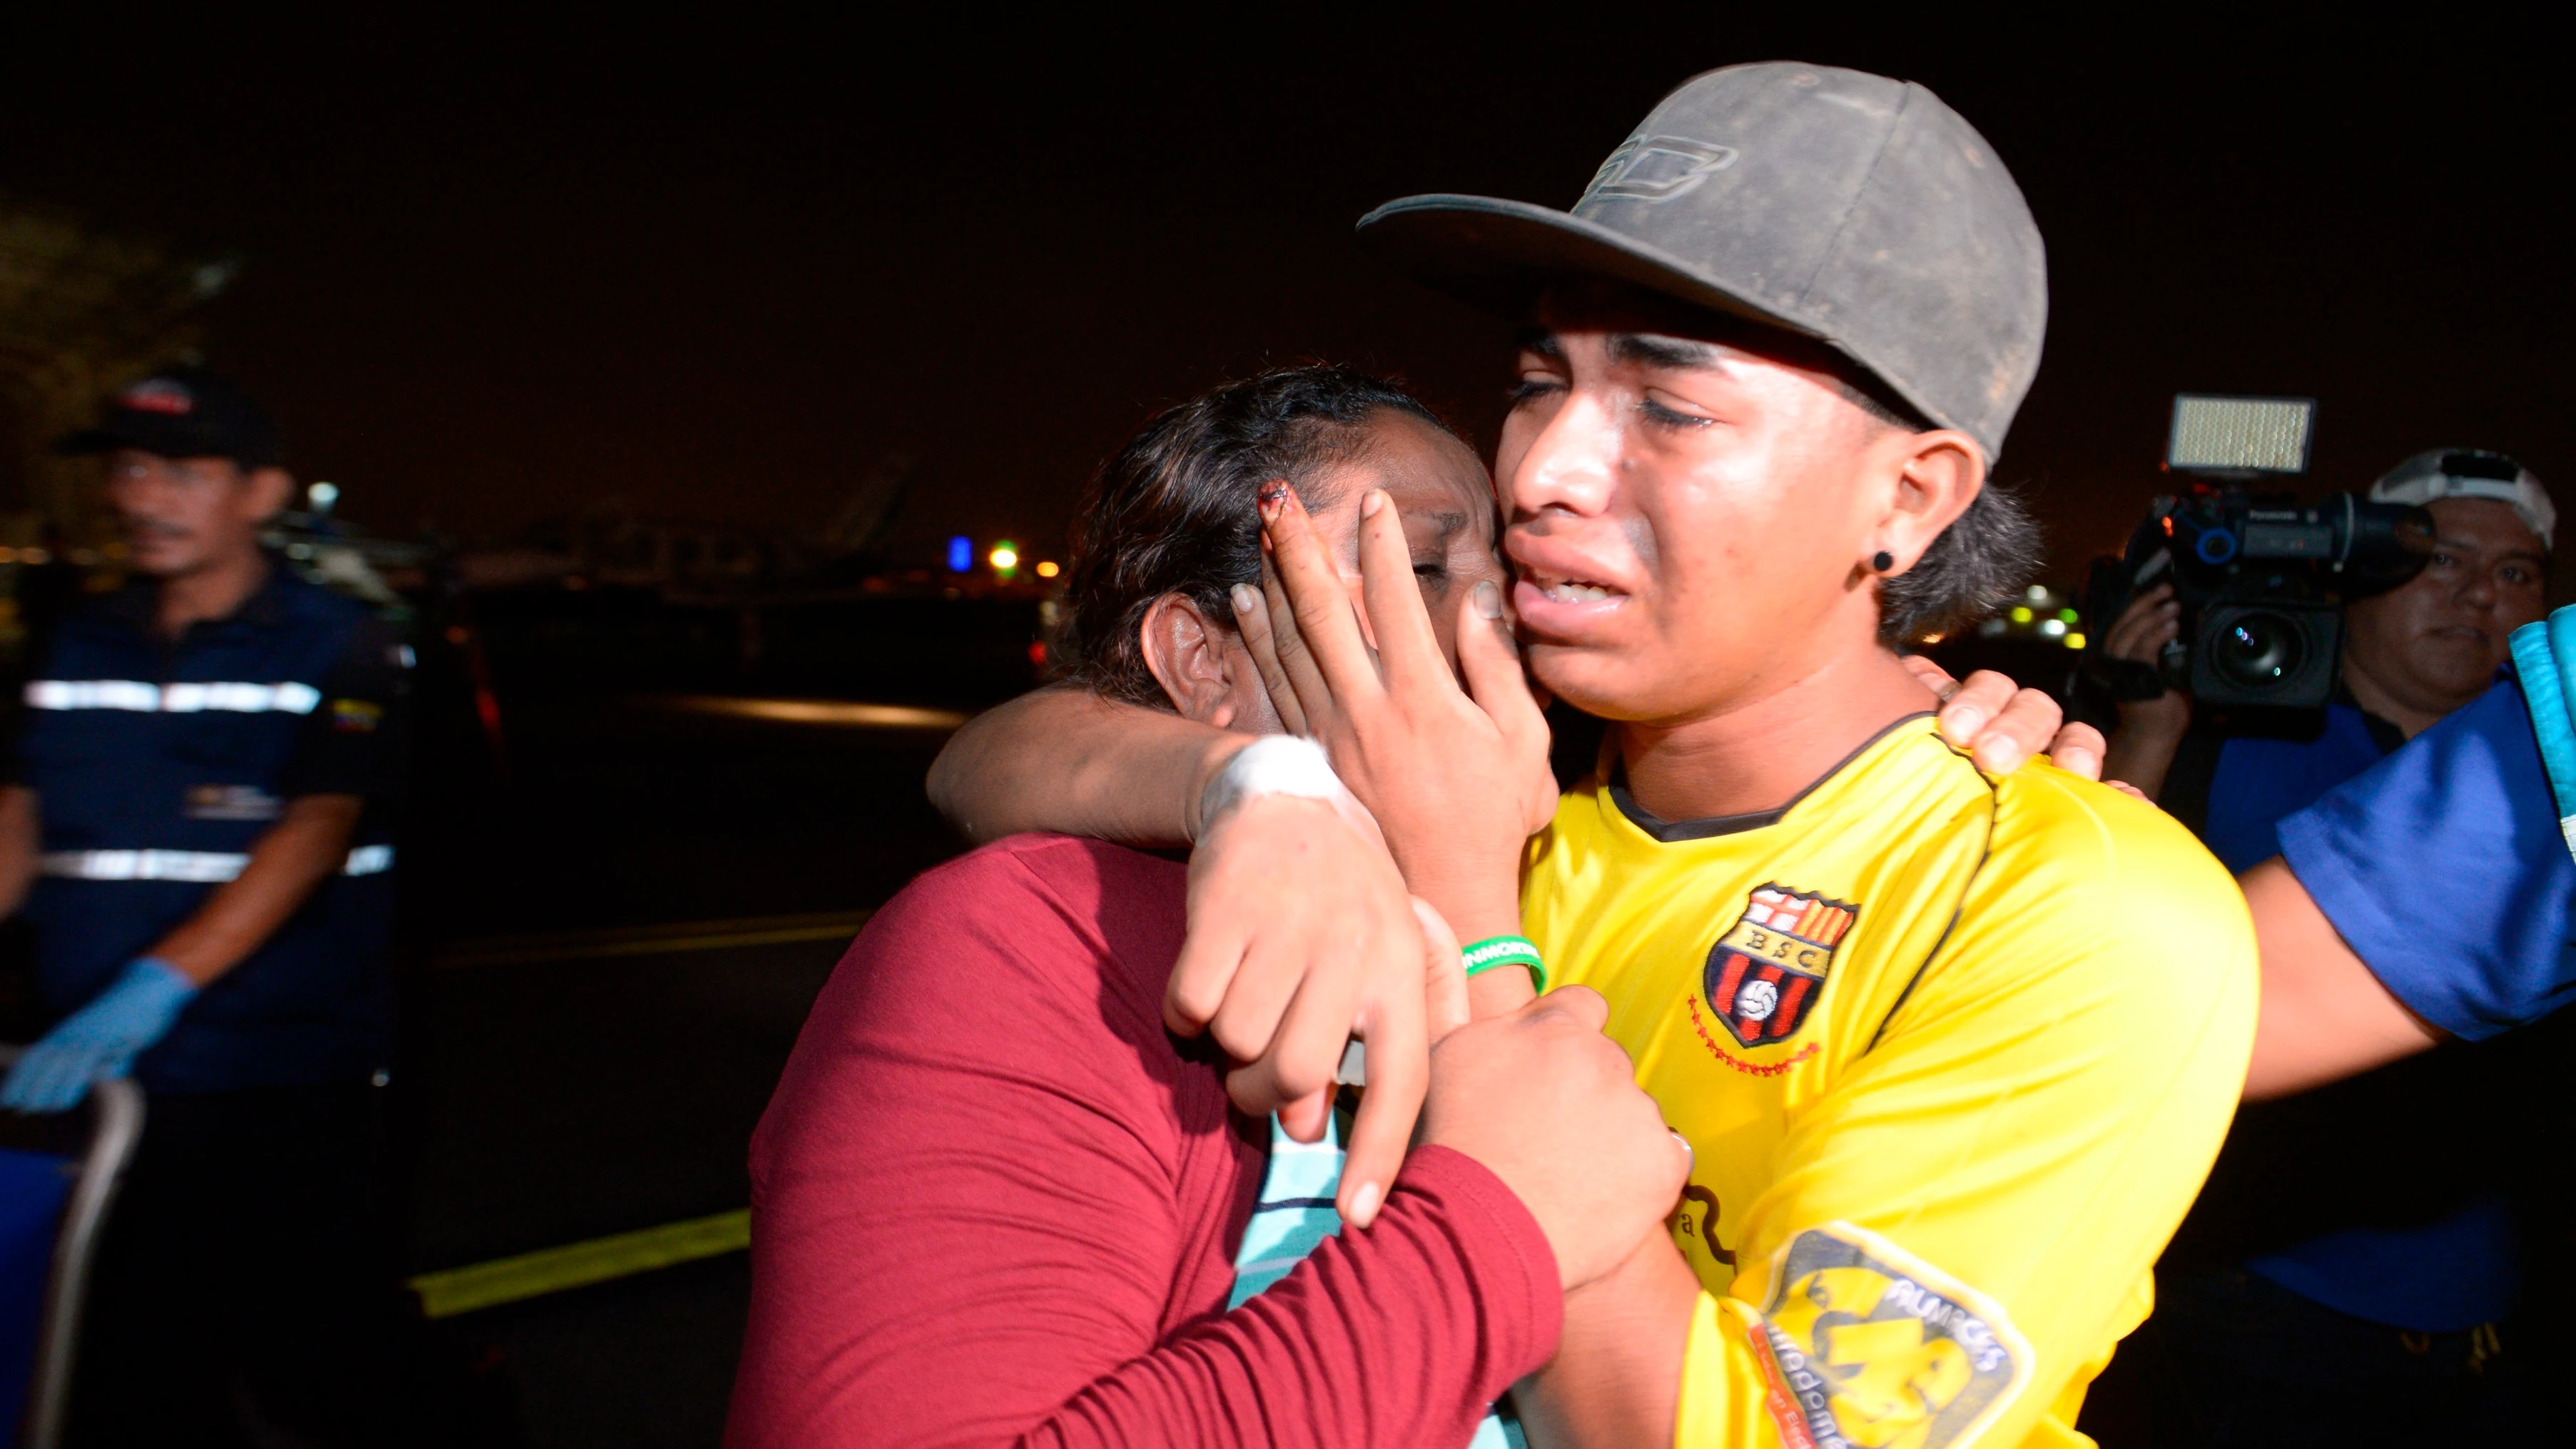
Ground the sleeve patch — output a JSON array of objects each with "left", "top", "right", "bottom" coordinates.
[{"left": 1749, "top": 1223, "right": 2032, "bottom": 1449}]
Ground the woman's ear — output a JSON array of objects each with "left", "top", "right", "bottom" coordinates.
[{"left": 1139, "top": 592, "right": 1242, "bottom": 725}]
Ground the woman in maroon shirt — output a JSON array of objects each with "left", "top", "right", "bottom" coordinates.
[{"left": 727, "top": 368, "right": 1686, "bottom": 1449}]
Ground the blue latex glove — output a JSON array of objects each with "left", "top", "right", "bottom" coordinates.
[{"left": 1, "top": 957, "right": 197, "bottom": 1113}]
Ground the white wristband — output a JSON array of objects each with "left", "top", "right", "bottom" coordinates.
[{"left": 1197, "top": 735, "right": 1379, "bottom": 843}]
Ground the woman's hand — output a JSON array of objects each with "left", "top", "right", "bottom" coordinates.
[
  {"left": 1167, "top": 800, "right": 1480, "bottom": 1230},
  {"left": 1233, "top": 483, "right": 1555, "bottom": 950},
  {"left": 1897, "top": 654, "right": 2148, "bottom": 799},
  {"left": 1170, "top": 790, "right": 1435, "bottom": 1229},
  {"left": 1897, "top": 654, "right": 2110, "bottom": 776},
  {"left": 1162, "top": 484, "right": 1546, "bottom": 1223}
]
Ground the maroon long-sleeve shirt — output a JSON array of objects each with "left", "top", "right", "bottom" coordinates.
[{"left": 726, "top": 833, "right": 1562, "bottom": 1449}]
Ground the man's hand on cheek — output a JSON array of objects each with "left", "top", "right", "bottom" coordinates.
[{"left": 1234, "top": 484, "right": 1555, "bottom": 947}]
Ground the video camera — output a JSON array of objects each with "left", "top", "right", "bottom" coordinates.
[{"left": 2082, "top": 395, "right": 2432, "bottom": 711}]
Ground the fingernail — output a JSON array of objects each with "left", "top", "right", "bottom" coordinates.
[
  {"left": 1474, "top": 580, "right": 1503, "bottom": 619},
  {"left": 1347, "top": 1180, "right": 1382, "bottom": 1228},
  {"left": 2058, "top": 747, "right": 2099, "bottom": 777},
  {"left": 1982, "top": 742, "right": 2025, "bottom": 773},
  {"left": 1257, "top": 481, "right": 1287, "bottom": 516},
  {"left": 1230, "top": 583, "right": 1259, "bottom": 615},
  {"left": 1361, "top": 489, "right": 1386, "bottom": 518},
  {"left": 1945, "top": 706, "right": 1984, "bottom": 741}
]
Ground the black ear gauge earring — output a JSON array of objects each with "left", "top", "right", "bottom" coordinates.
[{"left": 1871, "top": 550, "right": 1895, "bottom": 572}]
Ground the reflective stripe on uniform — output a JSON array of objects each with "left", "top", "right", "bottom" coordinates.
[
  {"left": 39, "top": 845, "right": 396, "bottom": 882},
  {"left": 24, "top": 679, "right": 324, "bottom": 714}
]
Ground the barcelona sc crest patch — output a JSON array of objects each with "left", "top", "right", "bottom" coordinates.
[{"left": 1703, "top": 884, "right": 1857, "bottom": 1049}]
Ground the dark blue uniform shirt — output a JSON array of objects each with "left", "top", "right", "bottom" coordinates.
[
  {"left": 11, "top": 565, "right": 405, "bottom": 1094},
  {"left": 2188, "top": 693, "right": 2526, "bottom": 1331},
  {"left": 2198, "top": 703, "right": 2400, "bottom": 877}
]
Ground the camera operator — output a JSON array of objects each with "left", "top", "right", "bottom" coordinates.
[
  {"left": 2102, "top": 448, "right": 2549, "bottom": 809},
  {"left": 2095, "top": 447, "right": 2550, "bottom": 1444}
]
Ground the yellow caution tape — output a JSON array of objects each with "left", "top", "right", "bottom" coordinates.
[{"left": 410, "top": 1208, "right": 751, "bottom": 1319}]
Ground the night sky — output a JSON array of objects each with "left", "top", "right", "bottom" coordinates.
[{"left": 3, "top": 15, "right": 2563, "bottom": 587}]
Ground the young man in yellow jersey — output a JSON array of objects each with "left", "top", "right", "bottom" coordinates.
[
  {"left": 1239, "top": 63, "right": 2257, "bottom": 1447},
  {"left": 934, "top": 63, "right": 2256, "bottom": 1448}
]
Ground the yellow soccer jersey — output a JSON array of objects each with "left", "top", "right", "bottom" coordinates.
[{"left": 1521, "top": 715, "right": 2256, "bottom": 1449}]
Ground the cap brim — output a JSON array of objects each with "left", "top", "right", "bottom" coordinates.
[{"left": 1354, "top": 193, "right": 1820, "bottom": 342}]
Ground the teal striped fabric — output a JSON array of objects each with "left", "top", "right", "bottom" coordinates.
[
  {"left": 1229, "top": 1111, "right": 1525, "bottom": 1447},
  {"left": 2510, "top": 605, "right": 2576, "bottom": 861}
]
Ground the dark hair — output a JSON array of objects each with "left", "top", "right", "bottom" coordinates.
[
  {"left": 1053, "top": 365, "right": 1454, "bottom": 706},
  {"left": 1879, "top": 480, "right": 2044, "bottom": 644},
  {"left": 1834, "top": 377, "right": 2043, "bottom": 645}
]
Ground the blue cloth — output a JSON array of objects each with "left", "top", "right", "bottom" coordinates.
[
  {"left": 2195, "top": 698, "right": 2515, "bottom": 1330},
  {"left": 2258, "top": 673, "right": 2576, "bottom": 1330},
  {"left": 1229, "top": 1113, "right": 1524, "bottom": 1448},
  {"left": 2278, "top": 679, "right": 2576, "bottom": 1039},
  {"left": 0, "top": 1147, "right": 76, "bottom": 1443},
  {"left": 2506, "top": 608, "right": 2576, "bottom": 855},
  {"left": 11, "top": 567, "right": 404, "bottom": 1094},
  {"left": 2200, "top": 705, "right": 2395, "bottom": 874},
  {"left": 1227, "top": 1114, "right": 1349, "bottom": 1309},
  {"left": 2247, "top": 1196, "right": 2521, "bottom": 1337}
]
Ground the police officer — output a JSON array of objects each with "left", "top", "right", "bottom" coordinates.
[{"left": 0, "top": 367, "right": 408, "bottom": 1445}]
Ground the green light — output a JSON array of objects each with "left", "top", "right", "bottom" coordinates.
[{"left": 2057, "top": 607, "right": 2080, "bottom": 625}]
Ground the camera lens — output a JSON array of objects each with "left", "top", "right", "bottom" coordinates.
[{"left": 2212, "top": 611, "right": 2305, "bottom": 688}]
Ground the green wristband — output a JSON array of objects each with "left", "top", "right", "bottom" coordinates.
[{"left": 1459, "top": 935, "right": 1547, "bottom": 995}]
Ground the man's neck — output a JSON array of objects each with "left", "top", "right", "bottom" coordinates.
[
  {"left": 154, "top": 548, "right": 270, "bottom": 639},
  {"left": 1614, "top": 645, "right": 1932, "bottom": 823},
  {"left": 2337, "top": 654, "right": 2458, "bottom": 741}
]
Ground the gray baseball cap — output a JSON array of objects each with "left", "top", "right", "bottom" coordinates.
[{"left": 1356, "top": 62, "right": 2048, "bottom": 461}]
